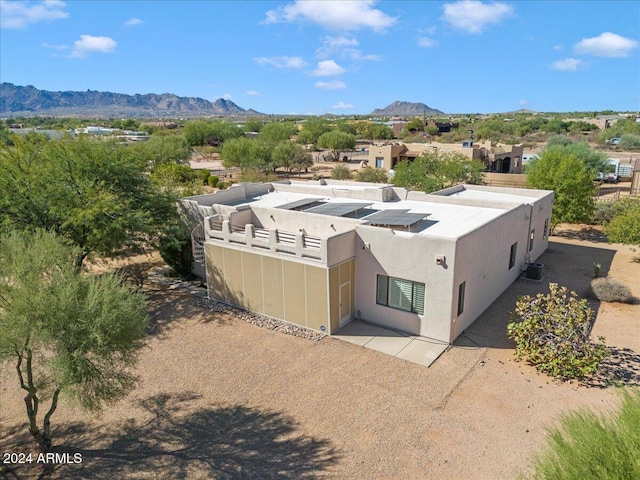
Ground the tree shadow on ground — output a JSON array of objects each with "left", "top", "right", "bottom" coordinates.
[
  {"left": 580, "top": 347, "right": 640, "bottom": 389},
  {"left": 144, "top": 287, "right": 233, "bottom": 338},
  {"left": 553, "top": 227, "right": 609, "bottom": 244},
  {"left": 1, "top": 392, "right": 340, "bottom": 480},
  {"left": 454, "top": 240, "right": 616, "bottom": 350}
]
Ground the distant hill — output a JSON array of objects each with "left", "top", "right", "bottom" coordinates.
[
  {"left": 371, "top": 101, "right": 444, "bottom": 117},
  {"left": 0, "top": 83, "right": 260, "bottom": 117}
]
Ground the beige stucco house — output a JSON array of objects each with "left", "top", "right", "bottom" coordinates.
[
  {"left": 184, "top": 180, "right": 553, "bottom": 344},
  {"left": 369, "top": 141, "right": 524, "bottom": 174}
]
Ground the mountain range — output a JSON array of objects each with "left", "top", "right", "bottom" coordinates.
[
  {"left": 0, "top": 83, "right": 260, "bottom": 117},
  {"left": 0, "top": 83, "right": 445, "bottom": 118}
]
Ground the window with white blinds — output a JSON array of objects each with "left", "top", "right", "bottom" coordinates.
[{"left": 376, "top": 274, "right": 425, "bottom": 315}]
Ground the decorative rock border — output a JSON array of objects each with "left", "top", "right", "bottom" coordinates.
[{"left": 196, "top": 298, "right": 326, "bottom": 342}]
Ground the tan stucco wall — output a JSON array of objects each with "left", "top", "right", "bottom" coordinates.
[{"left": 205, "top": 243, "right": 332, "bottom": 333}]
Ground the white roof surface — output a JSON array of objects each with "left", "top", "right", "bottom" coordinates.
[{"left": 238, "top": 191, "right": 514, "bottom": 239}]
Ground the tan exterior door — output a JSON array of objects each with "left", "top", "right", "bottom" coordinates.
[{"left": 339, "top": 281, "right": 352, "bottom": 327}]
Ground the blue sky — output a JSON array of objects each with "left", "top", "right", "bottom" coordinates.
[{"left": 1, "top": 0, "right": 639, "bottom": 115}]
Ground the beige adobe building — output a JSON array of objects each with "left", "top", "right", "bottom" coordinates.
[
  {"left": 184, "top": 180, "right": 553, "bottom": 344},
  {"left": 369, "top": 141, "right": 524, "bottom": 174}
]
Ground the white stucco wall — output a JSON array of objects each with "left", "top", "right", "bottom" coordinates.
[{"left": 354, "top": 225, "right": 456, "bottom": 341}]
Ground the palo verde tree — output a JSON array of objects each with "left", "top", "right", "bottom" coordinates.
[
  {"left": 271, "top": 141, "right": 313, "bottom": 176},
  {"left": 393, "top": 149, "right": 485, "bottom": 193},
  {"left": 526, "top": 148, "right": 596, "bottom": 230},
  {"left": 0, "top": 230, "right": 149, "bottom": 450},
  {"left": 316, "top": 130, "right": 356, "bottom": 161},
  {"left": 0, "top": 136, "right": 177, "bottom": 267}
]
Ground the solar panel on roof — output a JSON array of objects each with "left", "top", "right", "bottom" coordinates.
[
  {"left": 276, "top": 198, "right": 324, "bottom": 211},
  {"left": 364, "top": 210, "right": 429, "bottom": 227},
  {"left": 304, "top": 202, "right": 372, "bottom": 217}
]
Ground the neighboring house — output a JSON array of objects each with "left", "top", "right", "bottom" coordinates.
[
  {"left": 368, "top": 141, "right": 524, "bottom": 173},
  {"left": 184, "top": 180, "right": 553, "bottom": 344}
]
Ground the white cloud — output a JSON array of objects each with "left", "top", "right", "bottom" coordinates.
[
  {"left": 553, "top": 44, "right": 563, "bottom": 51},
  {"left": 332, "top": 101, "right": 354, "bottom": 109},
  {"left": 518, "top": 100, "right": 528, "bottom": 106},
  {"left": 312, "top": 59, "right": 346, "bottom": 76},
  {"left": 245, "top": 90, "right": 259, "bottom": 96},
  {"left": 1, "top": 0, "right": 68, "bottom": 29},
  {"left": 41, "top": 41, "right": 68, "bottom": 50},
  {"left": 264, "top": 0, "right": 396, "bottom": 32},
  {"left": 418, "top": 37, "right": 438, "bottom": 48},
  {"left": 315, "top": 80, "right": 346, "bottom": 90},
  {"left": 574, "top": 32, "right": 638, "bottom": 58},
  {"left": 254, "top": 56, "right": 307, "bottom": 69},
  {"left": 441, "top": 1, "right": 514, "bottom": 34},
  {"left": 124, "top": 17, "right": 142, "bottom": 26},
  {"left": 316, "top": 35, "right": 357, "bottom": 57},
  {"left": 223, "top": 93, "right": 233, "bottom": 100},
  {"left": 550, "top": 58, "right": 582, "bottom": 71},
  {"left": 70, "top": 35, "right": 117, "bottom": 58}
]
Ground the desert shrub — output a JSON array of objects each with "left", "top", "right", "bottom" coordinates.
[
  {"left": 208, "top": 175, "right": 219, "bottom": 187},
  {"left": 526, "top": 390, "right": 640, "bottom": 480},
  {"left": 239, "top": 169, "right": 277, "bottom": 183},
  {"left": 618, "top": 133, "right": 640, "bottom": 150},
  {"left": 217, "top": 182, "right": 228, "bottom": 190},
  {"left": 592, "top": 202, "right": 616, "bottom": 225},
  {"left": 196, "top": 169, "right": 211, "bottom": 185},
  {"left": 331, "top": 164, "right": 352, "bottom": 180},
  {"left": 355, "top": 167, "right": 388, "bottom": 183},
  {"left": 507, "top": 283, "right": 609, "bottom": 380},
  {"left": 590, "top": 278, "right": 634, "bottom": 303}
]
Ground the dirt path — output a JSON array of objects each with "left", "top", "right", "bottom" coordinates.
[{"left": 1, "top": 230, "right": 638, "bottom": 479}]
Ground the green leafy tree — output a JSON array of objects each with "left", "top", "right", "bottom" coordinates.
[
  {"left": 406, "top": 118, "right": 425, "bottom": 132},
  {"left": 363, "top": 124, "right": 394, "bottom": 141},
  {"left": 183, "top": 120, "right": 242, "bottom": 146},
  {"left": 317, "top": 130, "right": 356, "bottom": 161},
  {"left": 604, "top": 198, "right": 640, "bottom": 247},
  {"left": 271, "top": 141, "right": 313, "bottom": 176},
  {"left": 541, "top": 140, "right": 608, "bottom": 173},
  {"left": 220, "top": 137, "right": 274, "bottom": 172},
  {"left": 526, "top": 148, "right": 596, "bottom": 229},
  {"left": 131, "top": 133, "right": 190, "bottom": 166},
  {"left": 336, "top": 121, "right": 357, "bottom": 135},
  {"left": 260, "top": 122, "right": 297, "bottom": 144},
  {"left": 296, "top": 118, "right": 332, "bottom": 146},
  {"left": 507, "top": 283, "right": 609, "bottom": 380},
  {"left": 0, "top": 136, "right": 177, "bottom": 266},
  {"left": 393, "top": 150, "right": 485, "bottom": 193},
  {"left": 243, "top": 118, "right": 264, "bottom": 133},
  {"left": 0, "top": 230, "right": 149, "bottom": 450}
]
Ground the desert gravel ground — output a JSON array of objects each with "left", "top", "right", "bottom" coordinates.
[{"left": 1, "top": 228, "right": 638, "bottom": 479}]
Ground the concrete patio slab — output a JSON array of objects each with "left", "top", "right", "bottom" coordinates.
[
  {"left": 334, "top": 320, "right": 450, "bottom": 367},
  {"left": 333, "top": 321, "right": 387, "bottom": 346}
]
